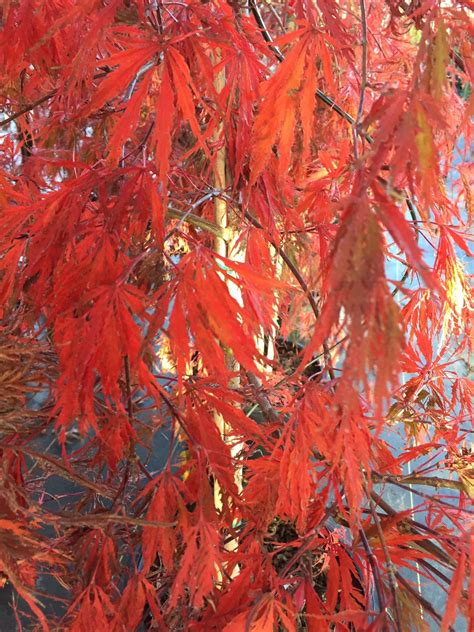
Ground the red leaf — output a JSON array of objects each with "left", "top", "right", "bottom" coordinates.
[
  {"left": 107, "top": 69, "right": 153, "bottom": 164},
  {"left": 441, "top": 548, "right": 467, "bottom": 632},
  {"left": 117, "top": 576, "right": 147, "bottom": 631},
  {"left": 304, "top": 580, "right": 330, "bottom": 632},
  {"left": 142, "top": 474, "right": 178, "bottom": 572},
  {"left": 88, "top": 43, "right": 158, "bottom": 113}
]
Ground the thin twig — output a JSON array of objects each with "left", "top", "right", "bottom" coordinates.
[
  {"left": 379, "top": 477, "right": 473, "bottom": 514},
  {"left": 165, "top": 190, "right": 221, "bottom": 242},
  {"left": 244, "top": 209, "right": 336, "bottom": 380},
  {"left": 363, "top": 477, "right": 403, "bottom": 632},
  {"left": 46, "top": 510, "right": 176, "bottom": 529},
  {"left": 124, "top": 59, "right": 156, "bottom": 102},
  {"left": 369, "top": 489, "right": 456, "bottom": 569},
  {"left": 0, "top": 70, "right": 111, "bottom": 128},
  {"left": 248, "top": 0, "right": 373, "bottom": 142},
  {"left": 395, "top": 572, "right": 448, "bottom": 628},
  {"left": 0, "top": 444, "right": 115, "bottom": 499},
  {"left": 108, "top": 355, "right": 137, "bottom": 510},
  {"left": 246, "top": 371, "right": 280, "bottom": 423},
  {"left": 353, "top": 0, "right": 368, "bottom": 161},
  {"left": 413, "top": 557, "right": 453, "bottom": 588},
  {"left": 358, "top": 525, "right": 387, "bottom": 616},
  {"left": 124, "top": 355, "right": 134, "bottom": 422},
  {"left": 267, "top": 3, "right": 286, "bottom": 33},
  {"left": 373, "top": 472, "right": 464, "bottom": 492},
  {"left": 355, "top": 0, "right": 368, "bottom": 132},
  {"left": 278, "top": 503, "right": 338, "bottom": 578},
  {"left": 0, "top": 91, "right": 56, "bottom": 127},
  {"left": 119, "top": 120, "right": 155, "bottom": 165}
]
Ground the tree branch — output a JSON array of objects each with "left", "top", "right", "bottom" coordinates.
[
  {"left": 363, "top": 477, "right": 403, "bottom": 632},
  {"left": 358, "top": 524, "right": 387, "bottom": 616},
  {"left": 369, "top": 489, "right": 456, "bottom": 569},
  {"left": 167, "top": 205, "right": 232, "bottom": 241},
  {"left": 353, "top": 0, "right": 368, "bottom": 160},
  {"left": 47, "top": 510, "right": 176, "bottom": 529},
  {"left": 373, "top": 472, "right": 464, "bottom": 492},
  {"left": 243, "top": 209, "right": 336, "bottom": 380},
  {"left": 0, "top": 70, "right": 111, "bottom": 128},
  {"left": 165, "top": 191, "right": 222, "bottom": 242},
  {"left": 248, "top": 0, "right": 373, "bottom": 142},
  {"left": 0, "top": 444, "right": 115, "bottom": 499}
]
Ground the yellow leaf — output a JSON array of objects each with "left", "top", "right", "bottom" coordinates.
[
  {"left": 415, "top": 106, "right": 434, "bottom": 173},
  {"left": 458, "top": 472, "right": 474, "bottom": 500},
  {"left": 451, "top": 450, "right": 474, "bottom": 500},
  {"left": 431, "top": 20, "right": 449, "bottom": 100}
]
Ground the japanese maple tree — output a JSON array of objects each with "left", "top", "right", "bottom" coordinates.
[{"left": 0, "top": 0, "right": 472, "bottom": 630}]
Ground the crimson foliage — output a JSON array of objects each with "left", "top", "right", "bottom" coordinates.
[{"left": 0, "top": 1, "right": 472, "bottom": 630}]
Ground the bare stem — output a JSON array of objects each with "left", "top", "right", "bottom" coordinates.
[
  {"left": 0, "top": 70, "right": 111, "bottom": 128},
  {"left": 353, "top": 0, "right": 368, "bottom": 160},
  {"left": 358, "top": 524, "right": 388, "bottom": 617},
  {"left": 363, "top": 477, "right": 403, "bottom": 632},
  {"left": 244, "top": 210, "right": 336, "bottom": 380},
  {"left": 373, "top": 472, "right": 464, "bottom": 492},
  {"left": 167, "top": 206, "right": 230, "bottom": 240}
]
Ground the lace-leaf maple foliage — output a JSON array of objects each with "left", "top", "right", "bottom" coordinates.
[{"left": 0, "top": 1, "right": 472, "bottom": 630}]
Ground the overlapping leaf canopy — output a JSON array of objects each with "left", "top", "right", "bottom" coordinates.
[{"left": 0, "top": 1, "right": 472, "bottom": 630}]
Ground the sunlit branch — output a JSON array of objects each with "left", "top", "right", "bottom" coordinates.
[{"left": 373, "top": 472, "right": 465, "bottom": 492}]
